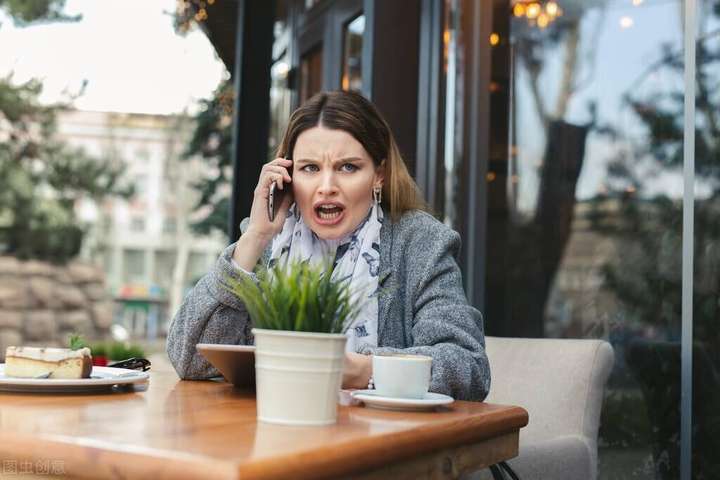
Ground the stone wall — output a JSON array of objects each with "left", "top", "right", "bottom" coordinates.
[{"left": 0, "top": 256, "right": 113, "bottom": 361}]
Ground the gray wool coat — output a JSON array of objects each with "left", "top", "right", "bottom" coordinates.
[{"left": 166, "top": 210, "right": 491, "bottom": 401}]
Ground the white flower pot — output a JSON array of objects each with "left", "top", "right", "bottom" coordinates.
[{"left": 252, "top": 328, "right": 347, "bottom": 426}]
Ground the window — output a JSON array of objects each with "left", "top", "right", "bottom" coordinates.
[
  {"left": 300, "top": 46, "right": 323, "bottom": 104},
  {"left": 341, "top": 15, "right": 364, "bottom": 92},
  {"left": 123, "top": 249, "right": 145, "bottom": 283},
  {"left": 162, "top": 218, "right": 177, "bottom": 234},
  {"left": 186, "top": 251, "right": 211, "bottom": 287},
  {"left": 130, "top": 216, "right": 145, "bottom": 233},
  {"left": 268, "top": 1, "right": 293, "bottom": 160},
  {"left": 133, "top": 174, "right": 148, "bottom": 197},
  {"left": 135, "top": 148, "right": 150, "bottom": 162},
  {"left": 153, "top": 250, "right": 177, "bottom": 289},
  {"left": 483, "top": 0, "right": 690, "bottom": 475}
]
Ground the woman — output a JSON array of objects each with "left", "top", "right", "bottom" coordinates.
[{"left": 166, "top": 90, "right": 490, "bottom": 401}]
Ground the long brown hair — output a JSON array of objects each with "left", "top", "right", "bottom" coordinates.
[{"left": 276, "top": 90, "right": 427, "bottom": 221}]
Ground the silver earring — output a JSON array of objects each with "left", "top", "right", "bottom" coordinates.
[{"left": 373, "top": 186, "right": 382, "bottom": 205}]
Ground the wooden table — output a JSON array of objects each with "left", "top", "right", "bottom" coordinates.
[{"left": 0, "top": 370, "right": 528, "bottom": 480}]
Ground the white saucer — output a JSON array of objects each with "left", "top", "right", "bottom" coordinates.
[{"left": 351, "top": 390, "right": 454, "bottom": 411}]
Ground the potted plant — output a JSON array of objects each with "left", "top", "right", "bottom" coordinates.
[{"left": 228, "top": 259, "right": 362, "bottom": 426}]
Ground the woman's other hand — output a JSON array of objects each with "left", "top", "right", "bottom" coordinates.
[
  {"left": 232, "top": 158, "right": 293, "bottom": 271},
  {"left": 342, "top": 352, "right": 372, "bottom": 390}
]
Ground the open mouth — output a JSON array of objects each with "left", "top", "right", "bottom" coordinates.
[{"left": 314, "top": 203, "right": 345, "bottom": 224}]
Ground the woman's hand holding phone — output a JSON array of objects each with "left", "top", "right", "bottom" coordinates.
[
  {"left": 248, "top": 157, "right": 293, "bottom": 241},
  {"left": 232, "top": 158, "right": 293, "bottom": 271}
]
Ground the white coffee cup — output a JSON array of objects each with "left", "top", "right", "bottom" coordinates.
[{"left": 372, "top": 354, "right": 432, "bottom": 399}]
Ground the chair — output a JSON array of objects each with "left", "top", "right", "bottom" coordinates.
[{"left": 463, "top": 336, "right": 614, "bottom": 480}]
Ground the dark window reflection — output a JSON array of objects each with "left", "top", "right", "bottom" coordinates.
[
  {"left": 693, "top": 1, "right": 720, "bottom": 479},
  {"left": 341, "top": 15, "right": 364, "bottom": 92},
  {"left": 487, "top": 0, "right": 695, "bottom": 477},
  {"left": 441, "top": 0, "right": 462, "bottom": 228},
  {"left": 300, "top": 46, "right": 323, "bottom": 104},
  {"left": 268, "top": 0, "right": 292, "bottom": 160}
]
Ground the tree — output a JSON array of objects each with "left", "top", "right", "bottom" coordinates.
[
  {"left": 0, "top": 0, "right": 78, "bottom": 25},
  {"left": 0, "top": 0, "right": 132, "bottom": 263},
  {"left": 180, "top": 79, "right": 234, "bottom": 237},
  {"left": 172, "top": 2, "right": 233, "bottom": 238}
]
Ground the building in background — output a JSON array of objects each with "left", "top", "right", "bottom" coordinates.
[{"left": 56, "top": 110, "right": 226, "bottom": 338}]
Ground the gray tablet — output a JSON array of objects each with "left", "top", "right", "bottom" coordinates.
[{"left": 196, "top": 344, "right": 255, "bottom": 389}]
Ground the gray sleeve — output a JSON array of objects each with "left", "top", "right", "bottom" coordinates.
[
  {"left": 363, "top": 228, "right": 491, "bottom": 402},
  {"left": 165, "top": 242, "right": 255, "bottom": 380}
]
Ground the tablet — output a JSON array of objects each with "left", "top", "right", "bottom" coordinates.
[{"left": 196, "top": 344, "right": 255, "bottom": 389}]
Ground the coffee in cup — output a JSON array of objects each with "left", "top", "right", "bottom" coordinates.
[{"left": 372, "top": 353, "right": 432, "bottom": 399}]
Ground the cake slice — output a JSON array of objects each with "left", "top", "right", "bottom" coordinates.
[{"left": 4, "top": 346, "right": 92, "bottom": 379}]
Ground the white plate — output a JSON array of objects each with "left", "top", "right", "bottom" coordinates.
[
  {"left": 0, "top": 365, "right": 150, "bottom": 393},
  {"left": 351, "top": 390, "right": 454, "bottom": 411}
]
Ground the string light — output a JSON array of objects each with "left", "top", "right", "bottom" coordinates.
[
  {"left": 512, "top": 1, "right": 563, "bottom": 29},
  {"left": 177, "top": 0, "right": 213, "bottom": 30},
  {"left": 619, "top": 16, "right": 634, "bottom": 29},
  {"left": 194, "top": 8, "right": 207, "bottom": 22}
]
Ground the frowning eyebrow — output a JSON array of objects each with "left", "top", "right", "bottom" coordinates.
[{"left": 294, "top": 157, "right": 366, "bottom": 164}]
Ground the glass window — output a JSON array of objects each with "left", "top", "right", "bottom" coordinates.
[
  {"left": 692, "top": 1, "right": 720, "bottom": 477},
  {"left": 133, "top": 174, "right": 148, "bottom": 196},
  {"left": 162, "top": 218, "right": 176, "bottom": 234},
  {"left": 153, "top": 250, "right": 177, "bottom": 290},
  {"left": 135, "top": 148, "right": 150, "bottom": 162},
  {"left": 440, "top": 0, "right": 462, "bottom": 228},
  {"left": 123, "top": 249, "right": 145, "bottom": 283},
  {"left": 130, "top": 216, "right": 146, "bottom": 233},
  {"left": 484, "top": 0, "right": 685, "bottom": 476},
  {"left": 185, "top": 251, "right": 211, "bottom": 287},
  {"left": 341, "top": 15, "right": 364, "bottom": 92},
  {"left": 300, "top": 46, "right": 323, "bottom": 104},
  {"left": 268, "top": 0, "right": 293, "bottom": 160}
]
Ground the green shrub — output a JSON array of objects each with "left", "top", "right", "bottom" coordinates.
[{"left": 106, "top": 342, "right": 145, "bottom": 360}]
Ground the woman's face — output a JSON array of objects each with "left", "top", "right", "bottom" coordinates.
[{"left": 292, "top": 126, "right": 384, "bottom": 240}]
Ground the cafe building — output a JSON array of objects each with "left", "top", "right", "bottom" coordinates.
[{"left": 188, "top": 0, "right": 719, "bottom": 478}]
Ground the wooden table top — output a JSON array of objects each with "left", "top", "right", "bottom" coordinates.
[{"left": 0, "top": 368, "right": 528, "bottom": 480}]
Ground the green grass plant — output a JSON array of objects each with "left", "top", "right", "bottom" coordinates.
[{"left": 226, "top": 259, "right": 363, "bottom": 334}]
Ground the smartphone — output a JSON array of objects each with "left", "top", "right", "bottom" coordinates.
[{"left": 267, "top": 158, "right": 292, "bottom": 221}]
